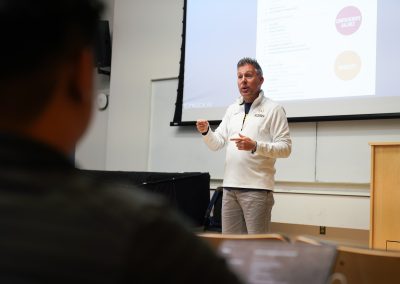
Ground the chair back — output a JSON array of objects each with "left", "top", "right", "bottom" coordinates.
[
  {"left": 293, "top": 235, "right": 323, "bottom": 246},
  {"left": 219, "top": 239, "right": 337, "bottom": 284},
  {"left": 331, "top": 245, "right": 400, "bottom": 284}
]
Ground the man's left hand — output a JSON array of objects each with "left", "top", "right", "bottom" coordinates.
[{"left": 230, "top": 133, "right": 256, "bottom": 151}]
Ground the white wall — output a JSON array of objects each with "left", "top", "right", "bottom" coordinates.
[
  {"left": 106, "top": 0, "right": 183, "bottom": 170},
  {"left": 75, "top": 74, "right": 110, "bottom": 170},
  {"left": 75, "top": 0, "right": 115, "bottom": 170}
]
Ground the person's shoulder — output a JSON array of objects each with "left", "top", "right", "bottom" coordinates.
[
  {"left": 225, "top": 98, "right": 242, "bottom": 113},
  {"left": 73, "top": 172, "right": 166, "bottom": 206},
  {"left": 260, "top": 96, "right": 282, "bottom": 110},
  {"left": 256, "top": 91, "right": 280, "bottom": 108},
  {"left": 65, "top": 172, "right": 201, "bottom": 242},
  {"left": 53, "top": 172, "right": 173, "bottom": 225}
]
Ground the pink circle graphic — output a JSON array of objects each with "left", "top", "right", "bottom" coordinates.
[{"left": 335, "top": 6, "right": 362, "bottom": 35}]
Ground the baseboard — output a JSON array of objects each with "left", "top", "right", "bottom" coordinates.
[{"left": 271, "top": 222, "right": 369, "bottom": 247}]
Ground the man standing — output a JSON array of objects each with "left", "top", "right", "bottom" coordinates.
[
  {"left": 197, "top": 58, "right": 292, "bottom": 234},
  {"left": 0, "top": 1, "right": 242, "bottom": 283}
]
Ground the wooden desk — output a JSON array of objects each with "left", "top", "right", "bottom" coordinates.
[{"left": 369, "top": 142, "right": 400, "bottom": 251}]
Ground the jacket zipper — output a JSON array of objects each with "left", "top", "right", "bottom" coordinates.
[{"left": 241, "top": 114, "right": 247, "bottom": 131}]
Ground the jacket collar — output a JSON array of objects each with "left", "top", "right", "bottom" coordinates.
[{"left": 237, "top": 90, "right": 265, "bottom": 108}]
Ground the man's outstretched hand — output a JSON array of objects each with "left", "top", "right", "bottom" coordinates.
[{"left": 230, "top": 133, "right": 256, "bottom": 151}]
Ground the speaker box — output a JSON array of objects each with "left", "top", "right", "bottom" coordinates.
[{"left": 95, "top": 20, "right": 112, "bottom": 74}]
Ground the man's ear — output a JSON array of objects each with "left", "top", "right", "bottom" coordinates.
[
  {"left": 260, "top": 76, "right": 264, "bottom": 84},
  {"left": 67, "top": 48, "right": 95, "bottom": 103}
]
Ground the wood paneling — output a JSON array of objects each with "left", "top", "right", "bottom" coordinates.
[{"left": 369, "top": 142, "right": 400, "bottom": 250}]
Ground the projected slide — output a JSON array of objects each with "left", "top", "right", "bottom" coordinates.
[
  {"left": 180, "top": 0, "right": 400, "bottom": 122},
  {"left": 256, "top": 0, "right": 377, "bottom": 101}
]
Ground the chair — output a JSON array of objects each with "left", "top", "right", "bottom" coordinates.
[
  {"left": 217, "top": 238, "right": 337, "bottom": 284},
  {"left": 293, "top": 235, "right": 323, "bottom": 246},
  {"left": 197, "top": 232, "right": 289, "bottom": 250},
  {"left": 331, "top": 245, "right": 400, "bottom": 284}
]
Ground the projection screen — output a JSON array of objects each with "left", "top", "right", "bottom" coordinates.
[{"left": 173, "top": 0, "right": 400, "bottom": 124}]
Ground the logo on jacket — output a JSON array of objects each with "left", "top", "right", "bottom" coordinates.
[{"left": 254, "top": 108, "right": 265, "bottom": 117}]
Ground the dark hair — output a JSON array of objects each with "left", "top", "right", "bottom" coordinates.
[
  {"left": 237, "top": 57, "right": 263, "bottom": 77},
  {"left": 0, "top": 0, "right": 104, "bottom": 125}
]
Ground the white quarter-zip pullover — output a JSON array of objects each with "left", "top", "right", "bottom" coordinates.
[{"left": 203, "top": 91, "right": 292, "bottom": 190}]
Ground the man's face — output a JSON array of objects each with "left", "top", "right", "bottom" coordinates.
[{"left": 237, "top": 64, "right": 264, "bottom": 103}]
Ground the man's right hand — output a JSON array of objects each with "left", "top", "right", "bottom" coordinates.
[{"left": 196, "top": 119, "right": 209, "bottom": 134}]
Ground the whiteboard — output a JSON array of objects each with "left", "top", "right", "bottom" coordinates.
[
  {"left": 149, "top": 78, "right": 225, "bottom": 177},
  {"left": 316, "top": 119, "right": 400, "bottom": 183},
  {"left": 275, "top": 122, "right": 316, "bottom": 182},
  {"left": 149, "top": 78, "right": 316, "bottom": 182}
]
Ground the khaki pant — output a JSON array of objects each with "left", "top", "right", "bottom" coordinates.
[{"left": 222, "top": 188, "right": 274, "bottom": 234}]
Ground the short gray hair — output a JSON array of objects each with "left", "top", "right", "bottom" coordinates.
[{"left": 237, "top": 57, "right": 263, "bottom": 76}]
